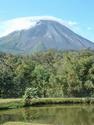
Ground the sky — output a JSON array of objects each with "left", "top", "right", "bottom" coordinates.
[{"left": 0, "top": 0, "right": 94, "bottom": 41}]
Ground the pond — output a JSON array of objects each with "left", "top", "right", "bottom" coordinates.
[{"left": 0, "top": 105, "right": 94, "bottom": 125}]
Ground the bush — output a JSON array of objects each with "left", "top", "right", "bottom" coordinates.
[{"left": 23, "top": 88, "right": 38, "bottom": 105}]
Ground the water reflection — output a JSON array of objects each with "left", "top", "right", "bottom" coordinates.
[{"left": 0, "top": 105, "right": 94, "bottom": 125}]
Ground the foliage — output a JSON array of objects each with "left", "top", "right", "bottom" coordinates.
[
  {"left": 0, "top": 49, "right": 94, "bottom": 98},
  {"left": 23, "top": 88, "right": 38, "bottom": 105},
  {"left": 24, "top": 88, "right": 38, "bottom": 99}
]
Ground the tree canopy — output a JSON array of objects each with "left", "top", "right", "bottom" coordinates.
[{"left": 0, "top": 49, "right": 94, "bottom": 98}]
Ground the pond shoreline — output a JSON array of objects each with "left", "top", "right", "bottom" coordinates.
[
  {"left": 3, "top": 122, "right": 51, "bottom": 125},
  {"left": 0, "top": 98, "right": 94, "bottom": 110}
]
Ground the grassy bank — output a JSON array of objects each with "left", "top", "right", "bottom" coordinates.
[
  {"left": 0, "top": 99, "right": 24, "bottom": 110},
  {"left": 0, "top": 98, "right": 94, "bottom": 110},
  {"left": 29, "top": 98, "right": 94, "bottom": 106},
  {"left": 3, "top": 122, "right": 51, "bottom": 125}
]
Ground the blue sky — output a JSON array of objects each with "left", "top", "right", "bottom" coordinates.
[{"left": 0, "top": 0, "right": 94, "bottom": 41}]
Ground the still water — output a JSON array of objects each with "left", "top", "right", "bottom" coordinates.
[{"left": 0, "top": 105, "right": 94, "bottom": 125}]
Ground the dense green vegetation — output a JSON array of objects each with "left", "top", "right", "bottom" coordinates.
[{"left": 0, "top": 49, "right": 94, "bottom": 98}]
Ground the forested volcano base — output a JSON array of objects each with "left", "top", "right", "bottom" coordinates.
[{"left": 0, "top": 49, "right": 94, "bottom": 98}]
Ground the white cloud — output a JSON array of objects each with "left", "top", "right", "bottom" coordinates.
[
  {"left": 0, "top": 17, "right": 38, "bottom": 37},
  {"left": 67, "top": 21, "right": 78, "bottom": 26},
  {"left": 66, "top": 20, "right": 80, "bottom": 31}
]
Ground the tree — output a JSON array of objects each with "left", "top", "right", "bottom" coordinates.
[{"left": 23, "top": 88, "right": 38, "bottom": 105}]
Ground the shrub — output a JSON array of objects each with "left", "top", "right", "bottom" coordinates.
[{"left": 23, "top": 88, "right": 38, "bottom": 105}]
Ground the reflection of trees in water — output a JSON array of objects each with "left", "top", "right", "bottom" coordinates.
[
  {"left": 0, "top": 106, "right": 94, "bottom": 125},
  {"left": 23, "top": 107, "right": 38, "bottom": 122},
  {"left": 56, "top": 107, "right": 94, "bottom": 125},
  {"left": 23, "top": 106, "right": 94, "bottom": 125},
  {"left": 23, "top": 107, "right": 54, "bottom": 124},
  {"left": 0, "top": 109, "right": 27, "bottom": 124}
]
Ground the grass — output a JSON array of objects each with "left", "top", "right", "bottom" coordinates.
[
  {"left": 28, "top": 97, "right": 94, "bottom": 106},
  {"left": 3, "top": 122, "right": 31, "bottom": 125},
  {"left": 3, "top": 122, "right": 51, "bottom": 125},
  {"left": 0, "top": 99, "right": 24, "bottom": 110},
  {"left": 0, "top": 97, "right": 94, "bottom": 110}
]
